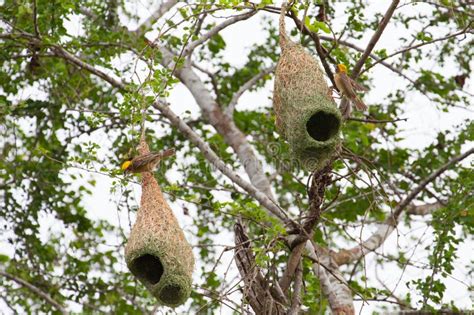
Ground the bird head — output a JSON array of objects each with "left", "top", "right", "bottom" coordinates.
[
  {"left": 336, "top": 64, "right": 347, "bottom": 73},
  {"left": 121, "top": 160, "right": 132, "bottom": 173}
]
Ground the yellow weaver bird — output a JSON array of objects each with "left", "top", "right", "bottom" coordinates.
[
  {"left": 334, "top": 64, "right": 368, "bottom": 112},
  {"left": 121, "top": 149, "right": 175, "bottom": 174}
]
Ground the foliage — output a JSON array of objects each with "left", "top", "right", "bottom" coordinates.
[{"left": 0, "top": 0, "right": 472, "bottom": 313}]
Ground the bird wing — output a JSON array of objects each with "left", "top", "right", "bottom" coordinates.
[
  {"left": 131, "top": 152, "right": 159, "bottom": 169},
  {"left": 335, "top": 73, "right": 357, "bottom": 98},
  {"left": 132, "top": 149, "right": 175, "bottom": 168},
  {"left": 349, "top": 78, "right": 368, "bottom": 92},
  {"left": 160, "top": 148, "right": 175, "bottom": 159}
]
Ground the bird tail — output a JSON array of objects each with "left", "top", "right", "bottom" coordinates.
[
  {"left": 160, "top": 148, "right": 175, "bottom": 159},
  {"left": 353, "top": 97, "right": 368, "bottom": 111}
]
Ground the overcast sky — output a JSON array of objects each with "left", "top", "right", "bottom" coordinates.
[{"left": 1, "top": 1, "right": 472, "bottom": 313}]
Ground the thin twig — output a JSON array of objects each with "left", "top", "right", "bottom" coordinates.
[
  {"left": 32, "top": 0, "right": 40, "bottom": 37},
  {"left": 319, "top": 35, "right": 417, "bottom": 85},
  {"left": 287, "top": 261, "right": 303, "bottom": 315},
  {"left": 362, "top": 24, "right": 473, "bottom": 75},
  {"left": 0, "top": 270, "right": 68, "bottom": 314},
  {"left": 134, "top": 0, "right": 178, "bottom": 36},
  {"left": 224, "top": 65, "right": 275, "bottom": 117},
  {"left": 351, "top": 0, "right": 400, "bottom": 79},
  {"left": 152, "top": 100, "right": 290, "bottom": 223},
  {"left": 347, "top": 117, "right": 408, "bottom": 124},
  {"left": 181, "top": 10, "right": 257, "bottom": 57},
  {"left": 289, "top": 10, "right": 337, "bottom": 87},
  {"left": 335, "top": 147, "right": 474, "bottom": 265}
]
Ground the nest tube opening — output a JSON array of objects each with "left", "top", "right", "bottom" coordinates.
[
  {"left": 159, "top": 285, "right": 183, "bottom": 305},
  {"left": 128, "top": 254, "right": 164, "bottom": 285},
  {"left": 126, "top": 246, "right": 193, "bottom": 307},
  {"left": 127, "top": 253, "right": 188, "bottom": 305},
  {"left": 306, "top": 110, "right": 341, "bottom": 142}
]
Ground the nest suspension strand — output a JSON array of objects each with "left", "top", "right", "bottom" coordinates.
[
  {"left": 273, "top": 3, "right": 341, "bottom": 170},
  {"left": 125, "top": 136, "right": 194, "bottom": 307}
]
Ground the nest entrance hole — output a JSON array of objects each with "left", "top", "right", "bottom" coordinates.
[
  {"left": 306, "top": 111, "right": 340, "bottom": 142},
  {"left": 159, "top": 285, "right": 182, "bottom": 305},
  {"left": 130, "top": 254, "right": 163, "bottom": 285}
]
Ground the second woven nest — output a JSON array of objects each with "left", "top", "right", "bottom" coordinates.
[
  {"left": 273, "top": 7, "right": 341, "bottom": 171},
  {"left": 125, "top": 140, "right": 194, "bottom": 307}
]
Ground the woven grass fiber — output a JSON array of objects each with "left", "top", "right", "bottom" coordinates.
[
  {"left": 125, "top": 140, "right": 194, "bottom": 307},
  {"left": 273, "top": 5, "right": 341, "bottom": 170}
]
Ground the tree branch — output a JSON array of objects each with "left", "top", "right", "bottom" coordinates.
[
  {"left": 347, "top": 117, "right": 408, "bottom": 124},
  {"left": 288, "top": 10, "right": 337, "bottom": 87},
  {"left": 351, "top": 0, "right": 400, "bottom": 79},
  {"left": 338, "top": 0, "right": 400, "bottom": 118},
  {"left": 362, "top": 24, "right": 473, "bottom": 75},
  {"left": 304, "top": 240, "right": 355, "bottom": 314},
  {"left": 414, "top": 1, "right": 474, "bottom": 19},
  {"left": 0, "top": 270, "right": 68, "bottom": 315},
  {"left": 334, "top": 147, "right": 474, "bottom": 265},
  {"left": 51, "top": 44, "right": 126, "bottom": 89},
  {"left": 23, "top": 33, "right": 289, "bottom": 224},
  {"left": 234, "top": 221, "right": 286, "bottom": 314},
  {"left": 181, "top": 10, "right": 257, "bottom": 57},
  {"left": 278, "top": 238, "right": 308, "bottom": 294},
  {"left": 279, "top": 160, "right": 334, "bottom": 293},
  {"left": 152, "top": 100, "right": 290, "bottom": 223},
  {"left": 157, "top": 46, "right": 277, "bottom": 200},
  {"left": 319, "top": 35, "right": 417, "bottom": 85},
  {"left": 287, "top": 261, "right": 303, "bottom": 315},
  {"left": 135, "top": 0, "right": 179, "bottom": 36},
  {"left": 32, "top": 0, "right": 40, "bottom": 38},
  {"left": 224, "top": 65, "right": 275, "bottom": 117},
  {"left": 406, "top": 202, "right": 443, "bottom": 216}
]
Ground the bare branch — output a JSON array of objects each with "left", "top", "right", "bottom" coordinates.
[
  {"left": 334, "top": 147, "right": 474, "bottom": 265},
  {"left": 234, "top": 222, "right": 286, "bottom": 314},
  {"left": 181, "top": 10, "right": 257, "bottom": 57},
  {"left": 362, "top": 24, "right": 473, "bottom": 75},
  {"left": 279, "top": 160, "right": 334, "bottom": 293},
  {"left": 347, "top": 117, "right": 408, "bottom": 124},
  {"left": 351, "top": 0, "right": 401, "bottom": 79},
  {"left": 288, "top": 10, "right": 337, "bottom": 87},
  {"left": 287, "top": 261, "right": 303, "bottom": 315},
  {"left": 157, "top": 46, "right": 277, "bottom": 200},
  {"left": 225, "top": 65, "right": 275, "bottom": 117},
  {"left": 406, "top": 202, "right": 443, "bottom": 216},
  {"left": 319, "top": 35, "right": 418, "bottom": 85},
  {"left": 152, "top": 100, "right": 290, "bottom": 223},
  {"left": 304, "top": 241, "right": 355, "bottom": 314},
  {"left": 393, "top": 148, "right": 473, "bottom": 219},
  {"left": 278, "top": 240, "right": 307, "bottom": 294},
  {"left": 51, "top": 44, "right": 126, "bottom": 89},
  {"left": 0, "top": 270, "right": 68, "bottom": 315},
  {"left": 338, "top": 0, "right": 400, "bottom": 118},
  {"left": 32, "top": 0, "right": 40, "bottom": 37},
  {"left": 135, "top": 0, "right": 179, "bottom": 36}
]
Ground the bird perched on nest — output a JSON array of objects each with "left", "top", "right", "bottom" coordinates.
[
  {"left": 334, "top": 64, "right": 368, "bottom": 116},
  {"left": 121, "top": 149, "right": 175, "bottom": 174}
]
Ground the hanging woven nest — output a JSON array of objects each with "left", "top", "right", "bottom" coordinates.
[
  {"left": 273, "top": 5, "right": 341, "bottom": 171},
  {"left": 125, "top": 140, "right": 194, "bottom": 307}
]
